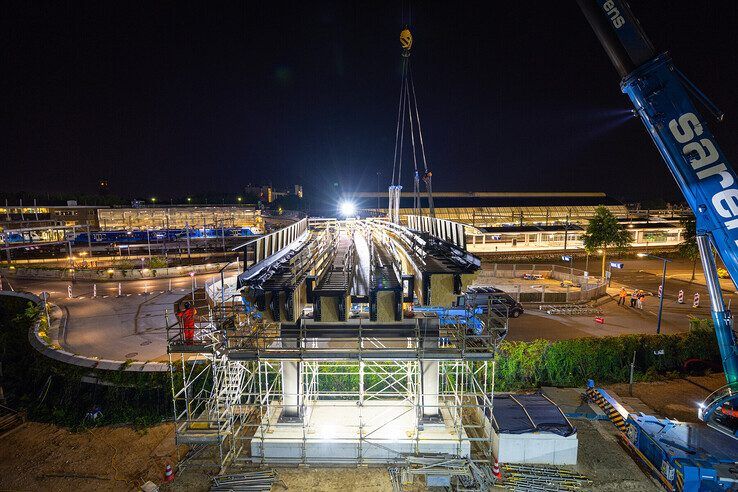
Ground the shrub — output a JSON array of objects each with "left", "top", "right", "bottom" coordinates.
[
  {"left": 494, "top": 327, "right": 720, "bottom": 390},
  {"left": 149, "top": 256, "right": 168, "bottom": 269}
]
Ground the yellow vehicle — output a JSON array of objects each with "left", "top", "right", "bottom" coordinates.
[
  {"left": 560, "top": 279, "right": 582, "bottom": 288},
  {"left": 718, "top": 268, "right": 731, "bottom": 279}
]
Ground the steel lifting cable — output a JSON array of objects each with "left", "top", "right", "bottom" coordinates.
[
  {"left": 408, "top": 65, "right": 429, "bottom": 175},
  {"left": 391, "top": 59, "right": 409, "bottom": 187},
  {"left": 408, "top": 63, "right": 435, "bottom": 216},
  {"left": 392, "top": 0, "right": 410, "bottom": 188},
  {"left": 405, "top": 71, "right": 422, "bottom": 215}
]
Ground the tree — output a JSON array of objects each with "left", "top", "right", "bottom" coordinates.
[
  {"left": 679, "top": 218, "right": 699, "bottom": 281},
  {"left": 581, "top": 206, "right": 631, "bottom": 279}
]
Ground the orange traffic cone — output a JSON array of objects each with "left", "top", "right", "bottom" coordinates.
[
  {"left": 492, "top": 460, "right": 502, "bottom": 481},
  {"left": 164, "top": 464, "right": 175, "bottom": 482}
]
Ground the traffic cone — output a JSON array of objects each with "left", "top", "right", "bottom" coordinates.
[
  {"left": 164, "top": 464, "right": 175, "bottom": 482},
  {"left": 492, "top": 460, "right": 502, "bottom": 481}
]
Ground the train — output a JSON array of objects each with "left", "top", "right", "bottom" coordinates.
[
  {"left": 0, "top": 231, "right": 44, "bottom": 244},
  {"left": 70, "top": 227, "right": 256, "bottom": 245}
]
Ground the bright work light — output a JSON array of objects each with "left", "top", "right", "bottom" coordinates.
[{"left": 339, "top": 201, "right": 356, "bottom": 217}]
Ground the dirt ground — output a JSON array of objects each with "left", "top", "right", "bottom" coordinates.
[
  {"left": 571, "top": 419, "right": 658, "bottom": 491},
  {"left": 165, "top": 419, "right": 660, "bottom": 492},
  {"left": 0, "top": 422, "right": 184, "bottom": 492},
  {"left": 609, "top": 373, "right": 725, "bottom": 423},
  {"left": 1, "top": 375, "right": 724, "bottom": 491}
]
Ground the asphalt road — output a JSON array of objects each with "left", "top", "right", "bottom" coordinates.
[
  {"left": 3, "top": 257, "right": 731, "bottom": 361},
  {"left": 3, "top": 270, "right": 238, "bottom": 362}
]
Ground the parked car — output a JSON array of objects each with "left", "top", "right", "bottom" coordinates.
[
  {"left": 522, "top": 273, "right": 543, "bottom": 280},
  {"left": 455, "top": 286, "right": 524, "bottom": 318}
]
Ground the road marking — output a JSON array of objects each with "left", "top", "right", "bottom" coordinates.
[{"left": 102, "top": 295, "right": 108, "bottom": 298}]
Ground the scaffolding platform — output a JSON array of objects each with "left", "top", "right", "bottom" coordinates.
[{"left": 251, "top": 401, "right": 470, "bottom": 464}]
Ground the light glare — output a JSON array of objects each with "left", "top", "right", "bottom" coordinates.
[{"left": 339, "top": 201, "right": 356, "bottom": 217}]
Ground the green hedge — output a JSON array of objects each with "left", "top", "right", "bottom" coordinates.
[{"left": 495, "top": 326, "right": 721, "bottom": 390}]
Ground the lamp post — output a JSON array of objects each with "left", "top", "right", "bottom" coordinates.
[
  {"left": 146, "top": 228, "right": 152, "bottom": 262},
  {"left": 638, "top": 253, "right": 671, "bottom": 334}
]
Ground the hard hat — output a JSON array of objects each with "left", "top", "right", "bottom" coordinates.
[{"left": 400, "top": 28, "right": 413, "bottom": 51}]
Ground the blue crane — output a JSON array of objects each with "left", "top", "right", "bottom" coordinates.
[
  {"left": 577, "top": 1, "right": 738, "bottom": 489},
  {"left": 578, "top": 0, "right": 738, "bottom": 428}
]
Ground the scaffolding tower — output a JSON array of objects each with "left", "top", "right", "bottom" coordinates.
[{"left": 169, "top": 306, "right": 501, "bottom": 470}]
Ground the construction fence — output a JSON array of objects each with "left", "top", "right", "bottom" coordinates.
[{"left": 474, "top": 264, "right": 607, "bottom": 304}]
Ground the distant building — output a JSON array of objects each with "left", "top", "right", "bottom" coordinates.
[
  {"left": 97, "top": 206, "right": 263, "bottom": 231},
  {"left": 294, "top": 185, "right": 303, "bottom": 199},
  {"left": 245, "top": 185, "right": 273, "bottom": 203},
  {"left": 0, "top": 204, "right": 101, "bottom": 228}
]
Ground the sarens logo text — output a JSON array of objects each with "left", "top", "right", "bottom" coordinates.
[{"left": 669, "top": 112, "right": 738, "bottom": 236}]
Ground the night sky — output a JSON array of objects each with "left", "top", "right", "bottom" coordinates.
[{"left": 3, "top": 1, "right": 738, "bottom": 204}]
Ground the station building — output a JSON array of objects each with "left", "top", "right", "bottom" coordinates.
[{"left": 354, "top": 191, "right": 690, "bottom": 253}]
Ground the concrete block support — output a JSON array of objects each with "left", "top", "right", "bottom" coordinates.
[
  {"left": 280, "top": 335, "right": 303, "bottom": 421},
  {"left": 421, "top": 360, "right": 439, "bottom": 419},
  {"left": 281, "top": 361, "right": 302, "bottom": 421},
  {"left": 421, "top": 334, "right": 440, "bottom": 420}
]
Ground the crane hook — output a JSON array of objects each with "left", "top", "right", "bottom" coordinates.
[{"left": 400, "top": 27, "right": 413, "bottom": 53}]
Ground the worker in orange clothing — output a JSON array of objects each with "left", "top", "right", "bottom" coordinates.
[
  {"left": 177, "top": 301, "right": 197, "bottom": 344},
  {"left": 719, "top": 402, "right": 738, "bottom": 420},
  {"left": 618, "top": 287, "right": 627, "bottom": 306}
]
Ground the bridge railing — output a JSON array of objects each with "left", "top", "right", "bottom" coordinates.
[
  {"left": 235, "top": 218, "right": 308, "bottom": 269},
  {"left": 222, "top": 320, "right": 497, "bottom": 358},
  {"left": 406, "top": 215, "right": 467, "bottom": 249}
]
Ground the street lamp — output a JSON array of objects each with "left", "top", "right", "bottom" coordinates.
[
  {"left": 187, "top": 197, "right": 192, "bottom": 204},
  {"left": 637, "top": 253, "right": 671, "bottom": 334}
]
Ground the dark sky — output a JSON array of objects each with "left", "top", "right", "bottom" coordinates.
[{"left": 3, "top": 1, "right": 738, "bottom": 203}]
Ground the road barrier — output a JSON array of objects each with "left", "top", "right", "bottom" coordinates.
[
  {"left": 678, "top": 290, "right": 684, "bottom": 304},
  {"left": 0, "top": 260, "right": 235, "bottom": 281},
  {"left": 693, "top": 292, "right": 700, "bottom": 308}
]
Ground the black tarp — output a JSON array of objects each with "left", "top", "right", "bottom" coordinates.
[{"left": 487, "top": 393, "right": 576, "bottom": 437}]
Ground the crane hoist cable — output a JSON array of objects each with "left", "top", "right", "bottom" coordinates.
[{"left": 389, "top": 25, "right": 435, "bottom": 218}]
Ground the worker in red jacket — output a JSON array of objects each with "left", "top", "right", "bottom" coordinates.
[
  {"left": 177, "top": 301, "right": 197, "bottom": 343},
  {"left": 719, "top": 402, "right": 738, "bottom": 421}
]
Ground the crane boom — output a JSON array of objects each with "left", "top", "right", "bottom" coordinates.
[{"left": 577, "top": 0, "right": 738, "bottom": 427}]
